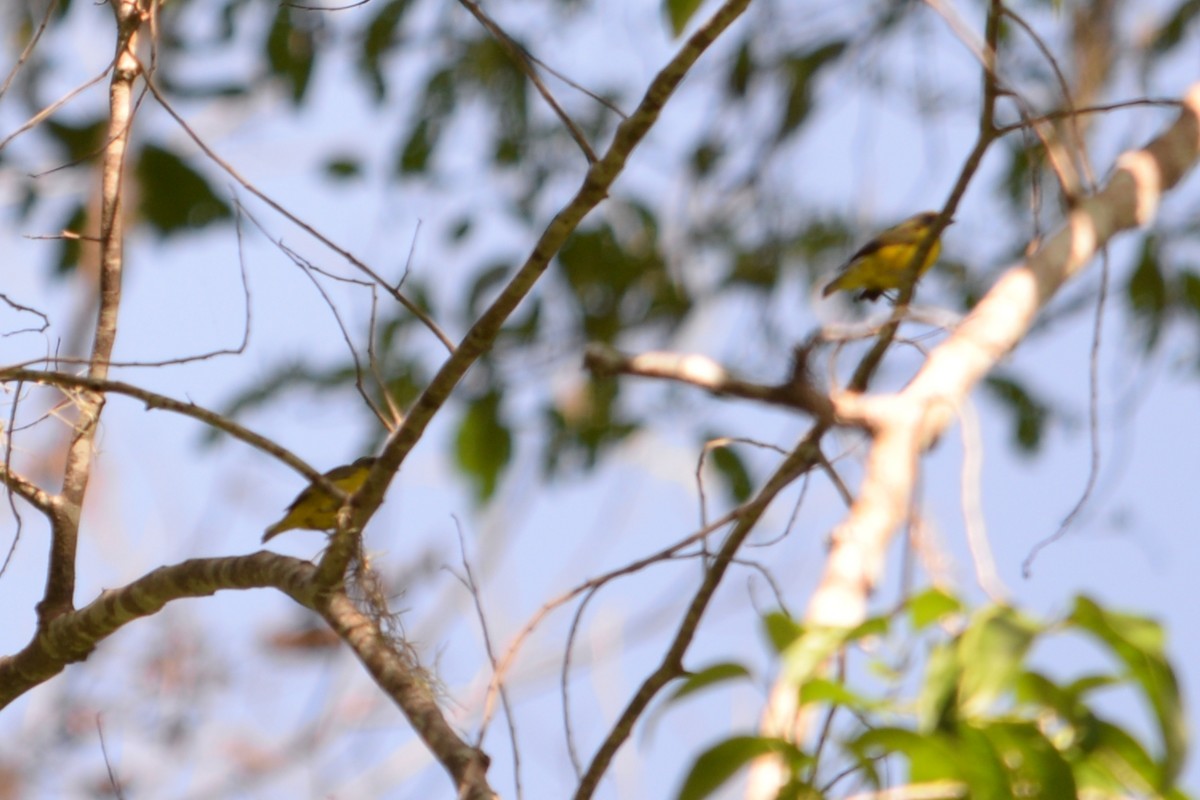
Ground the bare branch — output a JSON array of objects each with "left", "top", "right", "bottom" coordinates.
[
  {"left": 0, "top": 463, "right": 53, "bottom": 516},
  {"left": 583, "top": 343, "right": 836, "bottom": 419},
  {"left": 574, "top": 431, "right": 826, "bottom": 799},
  {"left": 0, "top": 367, "right": 324, "bottom": 486},
  {"left": 458, "top": 0, "right": 599, "bottom": 163},
  {"left": 0, "top": 0, "right": 60, "bottom": 101},
  {"left": 318, "top": 591, "right": 497, "bottom": 800},
  {"left": 0, "top": 552, "right": 320, "bottom": 708},
  {"left": 40, "top": 0, "right": 148, "bottom": 623},
  {"left": 139, "top": 74, "right": 457, "bottom": 354},
  {"left": 353, "top": 0, "right": 758, "bottom": 567}
]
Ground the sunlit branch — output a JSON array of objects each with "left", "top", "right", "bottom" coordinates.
[{"left": 583, "top": 343, "right": 836, "bottom": 419}]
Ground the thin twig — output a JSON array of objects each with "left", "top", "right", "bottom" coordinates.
[
  {"left": 0, "top": 0, "right": 59, "bottom": 101},
  {"left": 453, "top": 521, "right": 523, "bottom": 800},
  {"left": 958, "top": 398, "right": 1006, "bottom": 600},
  {"left": 139, "top": 72, "right": 457, "bottom": 354},
  {"left": 457, "top": 0, "right": 599, "bottom": 163},
  {"left": 0, "top": 367, "right": 325, "bottom": 486}
]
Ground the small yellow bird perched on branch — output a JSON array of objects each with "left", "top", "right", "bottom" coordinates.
[
  {"left": 262, "top": 456, "right": 378, "bottom": 542},
  {"left": 821, "top": 211, "right": 950, "bottom": 302}
]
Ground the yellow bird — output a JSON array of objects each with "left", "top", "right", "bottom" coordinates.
[
  {"left": 821, "top": 211, "right": 950, "bottom": 302},
  {"left": 262, "top": 456, "right": 378, "bottom": 542}
]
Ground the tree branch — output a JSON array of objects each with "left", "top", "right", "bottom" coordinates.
[
  {"left": 746, "top": 79, "right": 1200, "bottom": 799},
  {"left": 318, "top": 592, "right": 497, "bottom": 799},
  {"left": 356, "top": 0, "right": 756, "bottom": 541},
  {"left": 582, "top": 343, "right": 836, "bottom": 419},
  {"left": 39, "top": 0, "right": 147, "bottom": 623},
  {"left": 1, "top": 552, "right": 317, "bottom": 708},
  {"left": 0, "top": 367, "right": 326, "bottom": 486},
  {"left": 574, "top": 431, "right": 827, "bottom": 799}
]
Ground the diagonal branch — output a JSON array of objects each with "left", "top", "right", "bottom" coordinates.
[
  {"left": 318, "top": 592, "right": 496, "bottom": 800},
  {"left": 139, "top": 76, "right": 457, "bottom": 355},
  {"left": 458, "top": 0, "right": 599, "bottom": 163},
  {"left": 0, "top": 464, "right": 54, "bottom": 514},
  {"left": 346, "top": 0, "right": 757, "bottom": 559},
  {"left": 573, "top": 430, "right": 828, "bottom": 800}
]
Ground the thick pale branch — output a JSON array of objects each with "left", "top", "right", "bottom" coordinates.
[
  {"left": 810, "top": 80, "right": 1200, "bottom": 637},
  {"left": 749, "top": 82, "right": 1200, "bottom": 797},
  {"left": 1, "top": 548, "right": 497, "bottom": 797},
  {"left": 812, "top": 77, "right": 1199, "bottom": 658}
]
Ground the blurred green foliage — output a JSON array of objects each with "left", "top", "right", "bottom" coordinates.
[
  {"left": 672, "top": 592, "right": 1190, "bottom": 800},
  {"left": 5, "top": 0, "right": 1199, "bottom": 498}
]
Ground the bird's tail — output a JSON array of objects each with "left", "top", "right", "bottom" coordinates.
[
  {"left": 261, "top": 522, "right": 288, "bottom": 543},
  {"left": 821, "top": 275, "right": 845, "bottom": 297}
]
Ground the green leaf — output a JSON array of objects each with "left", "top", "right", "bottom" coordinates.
[
  {"left": 907, "top": 587, "right": 963, "bottom": 630},
  {"left": 358, "top": 0, "right": 411, "bottom": 101},
  {"left": 556, "top": 211, "right": 688, "bottom": 343},
  {"left": 265, "top": 4, "right": 316, "bottom": 105},
  {"left": 798, "top": 677, "right": 884, "bottom": 713},
  {"left": 454, "top": 390, "right": 513, "bottom": 503},
  {"left": 780, "top": 625, "right": 849, "bottom": 687},
  {"left": 542, "top": 375, "right": 638, "bottom": 476},
  {"left": 1077, "top": 720, "right": 1162, "bottom": 796},
  {"left": 917, "top": 641, "right": 960, "bottom": 732},
  {"left": 464, "top": 263, "right": 512, "bottom": 323},
  {"left": 949, "top": 724, "right": 1015, "bottom": 800},
  {"left": 43, "top": 117, "right": 107, "bottom": 163},
  {"left": 676, "top": 736, "right": 810, "bottom": 800},
  {"left": 1068, "top": 596, "right": 1187, "bottom": 787},
  {"left": 689, "top": 139, "right": 722, "bottom": 177},
  {"left": 54, "top": 203, "right": 88, "bottom": 276},
  {"left": 664, "top": 0, "right": 704, "bottom": 37},
  {"left": 852, "top": 727, "right": 960, "bottom": 782},
  {"left": 725, "top": 247, "right": 781, "bottom": 290},
  {"left": 706, "top": 439, "right": 753, "bottom": 503},
  {"left": 762, "top": 611, "right": 804, "bottom": 654},
  {"left": 668, "top": 662, "right": 753, "bottom": 702},
  {"left": 1176, "top": 269, "right": 1200, "bottom": 317},
  {"left": 727, "top": 39, "right": 753, "bottom": 97},
  {"left": 1125, "top": 235, "right": 1168, "bottom": 352},
  {"left": 135, "top": 144, "right": 232, "bottom": 236},
  {"left": 1148, "top": 0, "right": 1200, "bottom": 54},
  {"left": 323, "top": 156, "right": 362, "bottom": 180},
  {"left": 776, "top": 41, "right": 847, "bottom": 142},
  {"left": 398, "top": 117, "right": 435, "bottom": 174},
  {"left": 983, "top": 373, "right": 1049, "bottom": 455},
  {"left": 980, "top": 721, "right": 1076, "bottom": 798},
  {"left": 956, "top": 606, "right": 1039, "bottom": 719}
]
